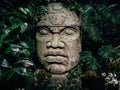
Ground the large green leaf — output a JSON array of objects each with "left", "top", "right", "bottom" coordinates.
[
  {"left": 88, "top": 26, "right": 101, "bottom": 41},
  {"left": 4, "top": 45, "right": 12, "bottom": 55},
  {"left": 0, "top": 69, "right": 16, "bottom": 80},
  {"left": 0, "top": 67, "right": 27, "bottom": 80},
  {"left": 80, "top": 51, "right": 100, "bottom": 70},
  {"left": 13, "top": 67, "right": 27, "bottom": 75},
  {"left": 3, "top": 24, "right": 21, "bottom": 44},
  {"left": 20, "top": 42, "right": 29, "bottom": 48},
  {"left": 0, "top": 59, "right": 12, "bottom": 68},
  {"left": 14, "top": 59, "right": 34, "bottom": 67},
  {"left": 99, "top": 45, "right": 120, "bottom": 59},
  {"left": 9, "top": 16, "right": 23, "bottom": 26}
]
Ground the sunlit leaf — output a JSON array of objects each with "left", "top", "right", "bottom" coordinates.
[
  {"left": 13, "top": 67, "right": 27, "bottom": 75},
  {"left": 3, "top": 24, "right": 21, "bottom": 44},
  {"left": 1, "top": 59, "right": 12, "bottom": 68},
  {"left": 20, "top": 22, "right": 28, "bottom": 33},
  {"left": 20, "top": 42, "right": 29, "bottom": 48},
  {"left": 14, "top": 59, "right": 34, "bottom": 66}
]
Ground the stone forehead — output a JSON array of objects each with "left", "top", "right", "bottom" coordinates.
[{"left": 37, "top": 3, "right": 81, "bottom": 26}]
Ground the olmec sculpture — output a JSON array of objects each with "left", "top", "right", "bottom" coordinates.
[{"left": 36, "top": 3, "right": 82, "bottom": 83}]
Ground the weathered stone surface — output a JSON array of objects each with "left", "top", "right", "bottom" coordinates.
[{"left": 36, "top": 3, "right": 82, "bottom": 83}]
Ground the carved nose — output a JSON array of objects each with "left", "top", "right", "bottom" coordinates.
[{"left": 46, "top": 34, "right": 65, "bottom": 49}]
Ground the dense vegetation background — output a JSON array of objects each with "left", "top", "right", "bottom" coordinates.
[{"left": 0, "top": 0, "right": 120, "bottom": 90}]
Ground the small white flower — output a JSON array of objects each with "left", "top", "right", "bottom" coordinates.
[
  {"left": 105, "top": 77, "right": 111, "bottom": 81},
  {"left": 111, "top": 79, "right": 118, "bottom": 85},
  {"left": 108, "top": 73, "right": 113, "bottom": 78},
  {"left": 108, "top": 81, "right": 112, "bottom": 84},
  {"left": 102, "top": 72, "right": 106, "bottom": 77},
  {"left": 113, "top": 73, "right": 117, "bottom": 77},
  {"left": 103, "top": 72, "right": 119, "bottom": 86}
]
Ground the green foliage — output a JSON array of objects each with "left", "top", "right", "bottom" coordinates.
[
  {"left": 80, "top": 51, "right": 100, "bottom": 70},
  {"left": 1, "top": 25, "right": 20, "bottom": 44},
  {"left": 0, "top": 0, "right": 120, "bottom": 89},
  {"left": 99, "top": 45, "right": 120, "bottom": 59},
  {"left": 67, "top": 64, "right": 83, "bottom": 79}
]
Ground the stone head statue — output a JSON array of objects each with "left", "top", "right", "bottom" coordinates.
[{"left": 36, "top": 3, "right": 82, "bottom": 82}]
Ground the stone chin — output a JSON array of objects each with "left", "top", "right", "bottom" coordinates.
[
  {"left": 44, "top": 60, "right": 80, "bottom": 74},
  {"left": 45, "top": 64, "right": 67, "bottom": 74}
]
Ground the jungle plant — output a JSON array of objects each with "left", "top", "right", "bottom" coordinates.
[{"left": 0, "top": 0, "right": 120, "bottom": 90}]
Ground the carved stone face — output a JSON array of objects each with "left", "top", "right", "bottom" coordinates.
[{"left": 36, "top": 3, "right": 81, "bottom": 74}]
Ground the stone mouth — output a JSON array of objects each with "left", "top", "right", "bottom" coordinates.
[
  {"left": 45, "top": 57, "right": 66, "bottom": 64},
  {"left": 45, "top": 51, "right": 67, "bottom": 58},
  {"left": 44, "top": 52, "right": 68, "bottom": 65},
  {"left": 45, "top": 54, "right": 67, "bottom": 57},
  {"left": 45, "top": 56, "right": 68, "bottom": 65},
  {"left": 47, "top": 61, "right": 63, "bottom": 64}
]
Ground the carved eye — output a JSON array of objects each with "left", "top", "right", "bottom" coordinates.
[
  {"left": 63, "top": 28, "right": 77, "bottom": 35},
  {"left": 38, "top": 28, "right": 49, "bottom": 35}
]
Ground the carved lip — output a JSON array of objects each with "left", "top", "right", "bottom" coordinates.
[
  {"left": 45, "top": 51, "right": 67, "bottom": 58},
  {"left": 44, "top": 52, "right": 68, "bottom": 65},
  {"left": 45, "top": 59, "right": 67, "bottom": 65},
  {"left": 46, "top": 61, "right": 63, "bottom": 64}
]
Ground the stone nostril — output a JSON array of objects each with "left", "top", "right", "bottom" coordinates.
[
  {"left": 46, "top": 40, "right": 65, "bottom": 49},
  {"left": 46, "top": 42, "right": 63, "bottom": 49}
]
